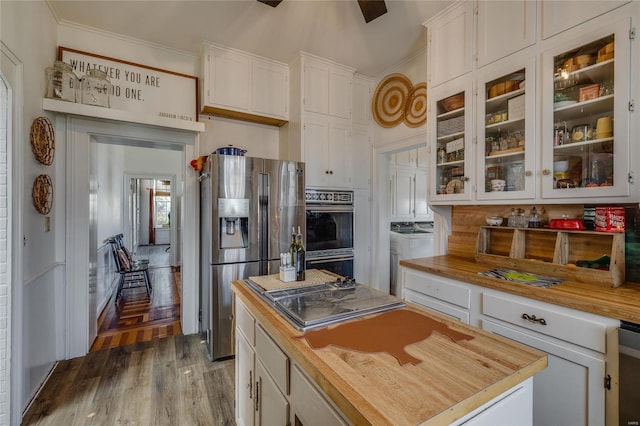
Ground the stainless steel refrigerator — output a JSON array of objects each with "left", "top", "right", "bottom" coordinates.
[{"left": 199, "top": 153, "right": 305, "bottom": 360}]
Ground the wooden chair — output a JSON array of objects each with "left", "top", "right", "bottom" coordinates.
[
  {"left": 108, "top": 237, "right": 152, "bottom": 303},
  {"left": 113, "top": 233, "right": 149, "bottom": 267}
]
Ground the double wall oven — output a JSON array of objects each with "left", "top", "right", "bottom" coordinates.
[{"left": 305, "top": 189, "right": 354, "bottom": 278}]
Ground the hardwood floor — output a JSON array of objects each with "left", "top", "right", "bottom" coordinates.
[
  {"left": 91, "top": 244, "right": 182, "bottom": 352},
  {"left": 22, "top": 335, "right": 236, "bottom": 426}
]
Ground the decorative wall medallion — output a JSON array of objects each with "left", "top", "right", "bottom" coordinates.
[
  {"left": 32, "top": 174, "right": 53, "bottom": 215},
  {"left": 372, "top": 73, "right": 413, "bottom": 127},
  {"left": 30, "top": 116, "right": 55, "bottom": 165},
  {"left": 404, "top": 82, "right": 427, "bottom": 128}
]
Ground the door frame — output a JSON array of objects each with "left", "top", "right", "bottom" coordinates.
[
  {"left": 65, "top": 116, "right": 199, "bottom": 358},
  {"left": 124, "top": 173, "right": 178, "bottom": 266}
]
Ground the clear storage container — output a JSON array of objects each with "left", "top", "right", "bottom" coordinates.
[
  {"left": 80, "top": 68, "right": 111, "bottom": 107},
  {"left": 45, "top": 60, "right": 78, "bottom": 102}
]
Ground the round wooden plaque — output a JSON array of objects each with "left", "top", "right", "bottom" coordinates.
[
  {"left": 404, "top": 82, "right": 427, "bottom": 128},
  {"left": 30, "top": 116, "right": 55, "bottom": 166},
  {"left": 372, "top": 73, "right": 413, "bottom": 128},
  {"left": 32, "top": 174, "right": 53, "bottom": 215}
]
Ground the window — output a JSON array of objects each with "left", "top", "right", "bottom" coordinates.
[{"left": 154, "top": 179, "right": 171, "bottom": 227}]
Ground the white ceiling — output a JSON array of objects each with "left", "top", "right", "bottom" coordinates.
[{"left": 47, "top": 0, "right": 451, "bottom": 77}]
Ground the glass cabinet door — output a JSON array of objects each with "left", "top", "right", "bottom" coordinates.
[
  {"left": 541, "top": 19, "right": 631, "bottom": 199},
  {"left": 429, "top": 78, "right": 473, "bottom": 202},
  {"left": 477, "top": 55, "right": 536, "bottom": 200}
]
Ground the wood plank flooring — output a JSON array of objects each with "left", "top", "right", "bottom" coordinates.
[
  {"left": 22, "top": 334, "right": 236, "bottom": 426},
  {"left": 91, "top": 245, "right": 182, "bottom": 352}
]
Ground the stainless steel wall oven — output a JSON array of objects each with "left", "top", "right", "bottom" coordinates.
[{"left": 305, "top": 189, "right": 354, "bottom": 278}]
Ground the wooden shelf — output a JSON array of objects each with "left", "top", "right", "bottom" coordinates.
[
  {"left": 475, "top": 226, "right": 625, "bottom": 287},
  {"left": 43, "top": 98, "right": 205, "bottom": 133}
]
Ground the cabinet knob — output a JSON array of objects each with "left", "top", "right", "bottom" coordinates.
[
  {"left": 463, "top": 176, "right": 470, "bottom": 182},
  {"left": 524, "top": 170, "right": 532, "bottom": 177},
  {"left": 542, "top": 169, "right": 551, "bottom": 175},
  {"left": 325, "top": 170, "right": 329, "bottom": 174},
  {"left": 329, "top": 170, "right": 333, "bottom": 175}
]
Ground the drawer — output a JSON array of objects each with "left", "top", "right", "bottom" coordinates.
[
  {"left": 482, "top": 292, "right": 608, "bottom": 353},
  {"left": 403, "top": 269, "right": 471, "bottom": 309},
  {"left": 236, "top": 298, "right": 255, "bottom": 345},
  {"left": 405, "top": 289, "right": 470, "bottom": 323},
  {"left": 256, "top": 324, "right": 290, "bottom": 395}
]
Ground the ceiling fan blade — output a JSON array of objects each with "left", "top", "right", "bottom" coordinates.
[
  {"left": 257, "top": 0, "right": 283, "bottom": 7},
  {"left": 357, "top": 0, "right": 387, "bottom": 23}
]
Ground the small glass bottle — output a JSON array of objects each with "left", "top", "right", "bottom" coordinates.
[
  {"left": 295, "top": 226, "right": 305, "bottom": 281},
  {"left": 81, "top": 68, "right": 111, "bottom": 107},
  {"left": 45, "top": 60, "right": 78, "bottom": 102},
  {"left": 528, "top": 206, "right": 541, "bottom": 228},
  {"left": 289, "top": 227, "right": 297, "bottom": 270},
  {"left": 508, "top": 208, "right": 517, "bottom": 227}
]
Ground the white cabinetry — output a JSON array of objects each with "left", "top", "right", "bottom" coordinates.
[
  {"left": 481, "top": 290, "right": 618, "bottom": 426},
  {"left": 476, "top": 53, "right": 536, "bottom": 200},
  {"left": 201, "top": 43, "right": 289, "bottom": 126},
  {"left": 390, "top": 146, "right": 431, "bottom": 220},
  {"left": 476, "top": 0, "right": 536, "bottom": 67},
  {"left": 541, "top": 18, "right": 632, "bottom": 200},
  {"left": 303, "top": 113, "right": 351, "bottom": 188},
  {"left": 398, "top": 267, "right": 619, "bottom": 426},
  {"left": 235, "top": 297, "right": 347, "bottom": 426},
  {"left": 429, "top": 77, "right": 474, "bottom": 202},
  {"left": 541, "top": 0, "right": 630, "bottom": 39},
  {"left": 426, "top": 0, "right": 535, "bottom": 85},
  {"left": 390, "top": 166, "right": 432, "bottom": 221},
  {"left": 302, "top": 53, "right": 353, "bottom": 119},
  {"left": 352, "top": 74, "right": 374, "bottom": 126},
  {"left": 289, "top": 53, "right": 356, "bottom": 189},
  {"left": 425, "top": 1, "right": 474, "bottom": 87},
  {"left": 289, "top": 364, "right": 348, "bottom": 426},
  {"left": 236, "top": 299, "right": 290, "bottom": 426}
]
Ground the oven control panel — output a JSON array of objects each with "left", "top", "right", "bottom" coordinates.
[{"left": 305, "top": 189, "right": 353, "bottom": 204}]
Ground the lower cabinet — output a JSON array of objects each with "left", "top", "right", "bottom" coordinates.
[
  {"left": 235, "top": 297, "right": 347, "bottom": 426},
  {"left": 399, "top": 267, "right": 619, "bottom": 426},
  {"left": 289, "top": 364, "right": 348, "bottom": 426}
]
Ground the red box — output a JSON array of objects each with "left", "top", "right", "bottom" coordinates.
[
  {"left": 579, "top": 84, "right": 600, "bottom": 102},
  {"left": 595, "top": 207, "right": 626, "bottom": 232}
]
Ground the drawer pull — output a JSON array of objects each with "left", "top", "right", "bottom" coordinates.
[{"left": 521, "top": 313, "right": 547, "bottom": 325}]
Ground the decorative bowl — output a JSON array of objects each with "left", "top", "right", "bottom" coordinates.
[
  {"left": 553, "top": 160, "right": 569, "bottom": 173},
  {"left": 441, "top": 93, "right": 464, "bottom": 112},
  {"left": 486, "top": 216, "right": 504, "bottom": 226}
]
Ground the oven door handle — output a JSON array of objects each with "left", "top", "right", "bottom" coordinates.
[
  {"left": 306, "top": 205, "right": 354, "bottom": 213},
  {"left": 307, "top": 256, "right": 354, "bottom": 265}
]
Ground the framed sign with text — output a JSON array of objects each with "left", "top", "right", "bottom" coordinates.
[{"left": 58, "top": 46, "right": 199, "bottom": 122}]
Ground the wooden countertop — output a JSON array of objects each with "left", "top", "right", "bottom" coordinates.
[
  {"left": 232, "top": 280, "right": 547, "bottom": 425},
  {"left": 400, "top": 255, "right": 640, "bottom": 323}
]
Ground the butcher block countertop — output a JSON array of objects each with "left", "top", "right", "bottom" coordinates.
[
  {"left": 232, "top": 280, "right": 547, "bottom": 425},
  {"left": 400, "top": 255, "right": 640, "bottom": 323}
]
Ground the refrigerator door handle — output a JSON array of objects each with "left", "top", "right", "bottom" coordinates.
[{"left": 258, "top": 172, "right": 269, "bottom": 275}]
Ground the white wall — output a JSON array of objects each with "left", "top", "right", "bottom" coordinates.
[
  {"left": 2, "top": 1, "right": 63, "bottom": 420},
  {"left": 198, "top": 115, "right": 281, "bottom": 159},
  {"left": 370, "top": 47, "right": 430, "bottom": 292}
]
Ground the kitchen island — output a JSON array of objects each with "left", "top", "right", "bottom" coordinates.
[
  {"left": 232, "top": 278, "right": 547, "bottom": 425},
  {"left": 398, "top": 254, "right": 630, "bottom": 425}
]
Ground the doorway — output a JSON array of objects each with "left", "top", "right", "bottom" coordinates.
[{"left": 65, "top": 117, "right": 199, "bottom": 359}]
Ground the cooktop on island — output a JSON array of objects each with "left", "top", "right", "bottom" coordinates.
[{"left": 245, "top": 277, "right": 405, "bottom": 331}]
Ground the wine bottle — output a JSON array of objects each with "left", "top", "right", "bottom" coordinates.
[
  {"left": 289, "top": 227, "right": 297, "bottom": 269},
  {"left": 295, "top": 226, "right": 305, "bottom": 281}
]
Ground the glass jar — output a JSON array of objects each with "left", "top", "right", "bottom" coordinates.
[
  {"left": 45, "top": 60, "right": 78, "bottom": 102},
  {"left": 81, "top": 69, "right": 111, "bottom": 107}
]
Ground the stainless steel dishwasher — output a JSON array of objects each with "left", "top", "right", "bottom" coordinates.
[{"left": 619, "top": 321, "right": 640, "bottom": 426}]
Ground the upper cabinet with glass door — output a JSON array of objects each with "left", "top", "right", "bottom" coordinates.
[
  {"left": 541, "top": 19, "right": 632, "bottom": 199},
  {"left": 429, "top": 78, "right": 474, "bottom": 202},
  {"left": 477, "top": 54, "right": 536, "bottom": 200}
]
